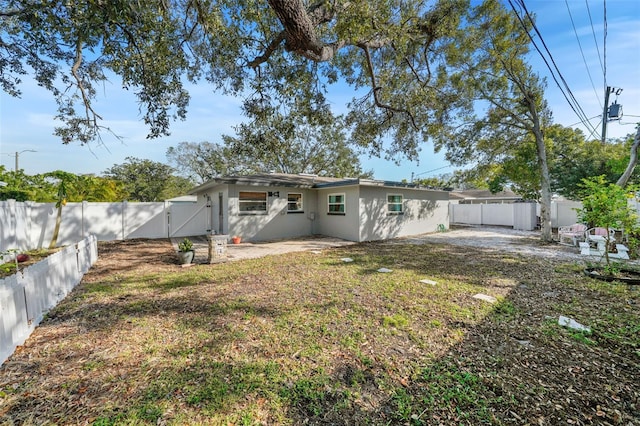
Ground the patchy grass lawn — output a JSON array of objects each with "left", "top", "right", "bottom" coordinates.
[{"left": 0, "top": 239, "right": 638, "bottom": 425}]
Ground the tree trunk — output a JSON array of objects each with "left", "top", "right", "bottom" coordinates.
[
  {"left": 267, "top": 0, "right": 340, "bottom": 61},
  {"left": 529, "top": 104, "right": 553, "bottom": 242},
  {"left": 536, "top": 137, "right": 553, "bottom": 242},
  {"left": 616, "top": 125, "right": 640, "bottom": 187},
  {"left": 49, "top": 204, "right": 62, "bottom": 249}
]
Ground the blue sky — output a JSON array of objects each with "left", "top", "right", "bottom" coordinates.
[{"left": 1, "top": 0, "right": 639, "bottom": 182}]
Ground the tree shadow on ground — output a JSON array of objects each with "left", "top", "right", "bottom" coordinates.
[{"left": 0, "top": 239, "right": 637, "bottom": 425}]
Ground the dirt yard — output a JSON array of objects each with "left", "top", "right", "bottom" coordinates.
[{"left": 0, "top": 233, "right": 638, "bottom": 425}]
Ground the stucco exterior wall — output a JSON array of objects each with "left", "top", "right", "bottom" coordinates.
[
  {"left": 209, "top": 185, "right": 229, "bottom": 235},
  {"left": 226, "top": 185, "right": 315, "bottom": 241},
  {"left": 358, "top": 186, "right": 449, "bottom": 241},
  {"left": 314, "top": 186, "right": 361, "bottom": 242},
  {"left": 193, "top": 180, "right": 449, "bottom": 243}
]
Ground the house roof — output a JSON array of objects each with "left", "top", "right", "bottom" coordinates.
[
  {"left": 188, "top": 173, "right": 441, "bottom": 194},
  {"left": 448, "top": 189, "right": 522, "bottom": 201},
  {"left": 166, "top": 195, "right": 197, "bottom": 203}
]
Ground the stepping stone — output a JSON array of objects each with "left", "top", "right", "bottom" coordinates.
[
  {"left": 419, "top": 279, "right": 437, "bottom": 286},
  {"left": 340, "top": 257, "right": 354, "bottom": 262},
  {"left": 558, "top": 315, "right": 590, "bottom": 333},
  {"left": 377, "top": 268, "right": 393, "bottom": 273},
  {"left": 310, "top": 250, "right": 322, "bottom": 254},
  {"left": 472, "top": 293, "right": 497, "bottom": 303}
]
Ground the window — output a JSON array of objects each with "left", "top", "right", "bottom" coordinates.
[
  {"left": 287, "top": 193, "right": 303, "bottom": 213},
  {"left": 239, "top": 191, "right": 267, "bottom": 213},
  {"left": 387, "top": 194, "right": 403, "bottom": 215},
  {"left": 328, "top": 193, "right": 345, "bottom": 215}
]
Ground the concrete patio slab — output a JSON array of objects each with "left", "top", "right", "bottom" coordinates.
[{"left": 171, "top": 235, "right": 355, "bottom": 264}]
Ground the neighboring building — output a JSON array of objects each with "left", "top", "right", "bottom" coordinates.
[{"left": 188, "top": 173, "right": 450, "bottom": 242}]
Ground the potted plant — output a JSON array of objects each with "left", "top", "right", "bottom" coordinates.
[
  {"left": 177, "top": 238, "right": 195, "bottom": 264},
  {"left": 231, "top": 236, "right": 242, "bottom": 244}
]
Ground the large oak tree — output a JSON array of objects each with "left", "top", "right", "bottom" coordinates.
[
  {"left": 3, "top": 0, "right": 572, "bottom": 240},
  {"left": 1, "top": 0, "right": 467, "bottom": 156}
]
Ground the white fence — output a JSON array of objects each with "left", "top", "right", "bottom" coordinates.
[
  {"left": 0, "top": 200, "right": 209, "bottom": 251},
  {"left": 0, "top": 235, "right": 98, "bottom": 365},
  {"left": 450, "top": 201, "right": 583, "bottom": 230},
  {"left": 2, "top": 199, "right": 589, "bottom": 250}
]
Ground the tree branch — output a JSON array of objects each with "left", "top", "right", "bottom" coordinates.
[
  {"left": 247, "top": 31, "right": 287, "bottom": 68},
  {"left": 0, "top": 8, "right": 24, "bottom": 17},
  {"left": 358, "top": 43, "right": 418, "bottom": 130},
  {"left": 266, "top": 0, "right": 346, "bottom": 62},
  {"left": 71, "top": 39, "right": 102, "bottom": 125},
  {"left": 616, "top": 125, "right": 640, "bottom": 187}
]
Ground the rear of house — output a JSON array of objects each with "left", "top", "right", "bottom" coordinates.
[{"left": 189, "top": 173, "right": 449, "bottom": 242}]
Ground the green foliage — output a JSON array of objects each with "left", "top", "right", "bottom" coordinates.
[
  {"left": 549, "top": 128, "right": 634, "bottom": 199},
  {"left": 0, "top": 166, "right": 127, "bottom": 202},
  {"left": 390, "top": 362, "right": 498, "bottom": 424},
  {"left": 577, "top": 175, "right": 639, "bottom": 267},
  {"left": 411, "top": 176, "right": 453, "bottom": 189},
  {"left": 178, "top": 238, "right": 193, "bottom": 252},
  {"left": 577, "top": 176, "right": 638, "bottom": 232},
  {"left": 224, "top": 106, "right": 371, "bottom": 178},
  {"left": 167, "top": 141, "right": 232, "bottom": 184},
  {"left": 167, "top": 114, "right": 373, "bottom": 182},
  {"left": 382, "top": 313, "right": 410, "bottom": 328},
  {"left": 0, "top": 0, "right": 504, "bottom": 167},
  {"left": 0, "top": 167, "right": 55, "bottom": 201},
  {"left": 432, "top": 0, "right": 554, "bottom": 240},
  {"left": 0, "top": 248, "right": 19, "bottom": 275},
  {"left": 104, "top": 157, "right": 192, "bottom": 201}
]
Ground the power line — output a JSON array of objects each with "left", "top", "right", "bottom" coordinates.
[
  {"left": 567, "top": 114, "right": 601, "bottom": 128},
  {"left": 603, "top": 0, "right": 608, "bottom": 89},
  {"left": 585, "top": 0, "right": 605, "bottom": 76},
  {"left": 509, "top": 0, "right": 600, "bottom": 139},
  {"left": 412, "top": 165, "right": 452, "bottom": 181},
  {"left": 565, "top": 0, "right": 602, "bottom": 108},
  {"left": 518, "top": 0, "right": 598, "bottom": 137}
]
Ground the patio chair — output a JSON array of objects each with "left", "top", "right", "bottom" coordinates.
[{"left": 558, "top": 223, "right": 587, "bottom": 246}]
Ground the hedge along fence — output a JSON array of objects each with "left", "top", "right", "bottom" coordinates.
[{"left": 0, "top": 235, "right": 98, "bottom": 366}]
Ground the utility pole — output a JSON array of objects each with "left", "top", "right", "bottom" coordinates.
[
  {"left": 601, "top": 86, "right": 623, "bottom": 144},
  {"left": 14, "top": 149, "right": 37, "bottom": 172},
  {"left": 601, "top": 86, "right": 611, "bottom": 144}
]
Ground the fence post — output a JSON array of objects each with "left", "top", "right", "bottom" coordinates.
[
  {"left": 165, "top": 200, "right": 170, "bottom": 238},
  {"left": 122, "top": 201, "right": 127, "bottom": 240},
  {"left": 81, "top": 201, "right": 88, "bottom": 239},
  {"left": 8, "top": 199, "right": 17, "bottom": 250}
]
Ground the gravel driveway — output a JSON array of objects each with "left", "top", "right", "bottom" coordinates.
[{"left": 389, "top": 225, "right": 599, "bottom": 262}]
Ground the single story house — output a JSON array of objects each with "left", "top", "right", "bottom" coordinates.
[{"left": 188, "top": 173, "right": 450, "bottom": 242}]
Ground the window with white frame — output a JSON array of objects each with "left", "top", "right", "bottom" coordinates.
[
  {"left": 387, "top": 194, "right": 403, "bottom": 214},
  {"left": 328, "top": 193, "right": 345, "bottom": 215},
  {"left": 287, "top": 193, "right": 303, "bottom": 213},
  {"left": 239, "top": 191, "right": 267, "bottom": 213}
]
